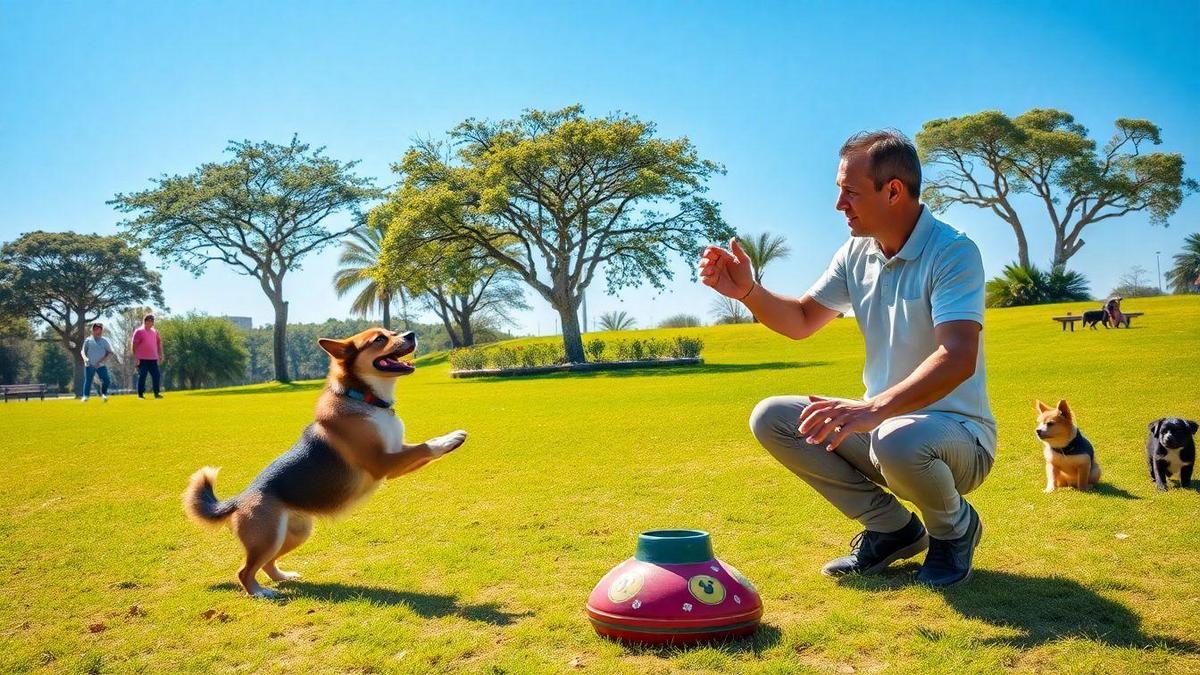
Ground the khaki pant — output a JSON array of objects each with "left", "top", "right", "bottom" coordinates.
[{"left": 749, "top": 396, "right": 993, "bottom": 539}]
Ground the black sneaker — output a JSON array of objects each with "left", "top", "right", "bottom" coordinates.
[
  {"left": 154, "top": 394, "right": 164, "bottom": 399},
  {"left": 821, "top": 513, "right": 929, "bottom": 577},
  {"left": 917, "top": 501, "right": 982, "bottom": 588}
]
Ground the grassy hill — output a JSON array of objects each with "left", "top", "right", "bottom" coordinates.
[{"left": 2, "top": 295, "right": 1198, "bottom": 673}]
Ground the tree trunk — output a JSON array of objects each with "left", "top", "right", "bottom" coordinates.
[
  {"left": 1013, "top": 222, "right": 1031, "bottom": 269},
  {"left": 381, "top": 293, "right": 392, "bottom": 330},
  {"left": 271, "top": 297, "right": 290, "bottom": 383},
  {"left": 69, "top": 318, "right": 85, "bottom": 397},
  {"left": 556, "top": 301, "right": 585, "bottom": 363},
  {"left": 458, "top": 314, "right": 474, "bottom": 347}
]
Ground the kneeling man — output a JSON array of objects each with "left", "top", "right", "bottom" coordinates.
[{"left": 699, "top": 130, "right": 996, "bottom": 587}]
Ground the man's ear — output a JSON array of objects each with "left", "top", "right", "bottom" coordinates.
[
  {"left": 1035, "top": 400, "right": 1051, "bottom": 413},
  {"left": 318, "top": 337, "right": 354, "bottom": 359},
  {"left": 1056, "top": 399, "right": 1072, "bottom": 419}
]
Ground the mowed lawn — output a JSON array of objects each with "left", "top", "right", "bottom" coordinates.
[{"left": 2, "top": 295, "right": 1198, "bottom": 674}]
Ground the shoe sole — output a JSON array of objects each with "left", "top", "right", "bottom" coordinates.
[{"left": 822, "top": 533, "right": 930, "bottom": 577}]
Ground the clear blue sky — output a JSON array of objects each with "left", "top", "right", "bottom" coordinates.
[{"left": 3, "top": 0, "right": 1198, "bottom": 335}]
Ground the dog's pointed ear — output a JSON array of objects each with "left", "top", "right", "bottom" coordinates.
[
  {"left": 1148, "top": 418, "right": 1162, "bottom": 433},
  {"left": 1056, "top": 399, "right": 1072, "bottom": 418},
  {"left": 318, "top": 337, "right": 354, "bottom": 359},
  {"left": 1035, "top": 400, "right": 1051, "bottom": 413},
  {"left": 1188, "top": 420, "right": 1199, "bottom": 435}
]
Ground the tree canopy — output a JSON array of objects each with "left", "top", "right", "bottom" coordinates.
[
  {"left": 0, "top": 231, "right": 164, "bottom": 395},
  {"left": 376, "top": 105, "right": 731, "bottom": 362},
  {"left": 917, "top": 109, "right": 1196, "bottom": 269},
  {"left": 110, "top": 136, "right": 382, "bottom": 382}
]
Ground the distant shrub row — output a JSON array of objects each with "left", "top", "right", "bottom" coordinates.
[{"left": 448, "top": 336, "right": 704, "bottom": 372}]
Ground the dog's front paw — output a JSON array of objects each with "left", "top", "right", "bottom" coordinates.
[
  {"left": 250, "top": 587, "right": 280, "bottom": 599},
  {"left": 429, "top": 430, "right": 468, "bottom": 456}
]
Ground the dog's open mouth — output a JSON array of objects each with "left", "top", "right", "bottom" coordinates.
[{"left": 374, "top": 345, "right": 416, "bottom": 374}]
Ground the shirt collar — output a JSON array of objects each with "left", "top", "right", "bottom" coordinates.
[{"left": 869, "top": 205, "right": 936, "bottom": 262}]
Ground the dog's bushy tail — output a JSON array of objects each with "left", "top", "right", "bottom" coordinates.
[{"left": 182, "top": 467, "right": 239, "bottom": 528}]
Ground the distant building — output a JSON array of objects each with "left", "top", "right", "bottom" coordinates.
[{"left": 222, "top": 316, "right": 253, "bottom": 331}]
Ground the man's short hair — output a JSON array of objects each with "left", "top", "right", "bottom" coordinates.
[
  {"left": 143, "top": 313, "right": 155, "bottom": 322},
  {"left": 91, "top": 322, "right": 103, "bottom": 329},
  {"left": 839, "top": 129, "right": 921, "bottom": 198}
]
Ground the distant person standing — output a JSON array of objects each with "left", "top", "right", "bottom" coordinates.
[
  {"left": 80, "top": 322, "right": 113, "bottom": 402},
  {"left": 132, "top": 313, "right": 165, "bottom": 399}
]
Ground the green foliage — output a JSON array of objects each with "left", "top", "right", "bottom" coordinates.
[
  {"left": 0, "top": 315, "right": 35, "bottom": 385},
  {"left": 1167, "top": 232, "right": 1200, "bottom": 294},
  {"left": 598, "top": 311, "right": 637, "bottom": 331},
  {"left": 157, "top": 315, "right": 249, "bottom": 390},
  {"left": 448, "top": 347, "right": 487, "bottom": 371},
  {"left": 659, "top": 313, "right": 702, "bottom": 328},
  {"left": 0, "top": 231, "right": 164, "bottom": 395},
  {"left": 490, "top": 346, "right": 520, "bottom": 370},
  {"left": 738, "top": 231, "right": 792, "bottom": 284},
  {"left": 585, "top": 338, "right": 606, "bottom": 362},
  {"left": 918, "top": 109, "right": 1197, "bottom": 268},
  {"left": 986, "top": 263, "right": 1091, "bottom": 307},
  {"left": 34, "top": 340, "right": 73, "bottom": 390},
  {"left": 710, "top": 297, "right": 752, "bottom": 324},
  {"left": 111, "top": 136, "right": 382, "bottom": 382},
  {"left": 670, "top": 335, "right": 705, "bottom": 358},
  {"left": 377, "top": 105, "right": 732, "bottom": 362},
  {"left": 333, "top": 223, "right": 401, "bottom": 328}
]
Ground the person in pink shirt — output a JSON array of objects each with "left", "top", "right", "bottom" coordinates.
[{"left": 132, "top": 313, "right": 165, "bottom": 399}]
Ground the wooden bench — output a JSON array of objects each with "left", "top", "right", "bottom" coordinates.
[
  {"left": 1052, "top": 311, "right": 1144, "bottom": 331},
  {"left": 1, "top": 383, "right": 48, "bottom": 402}
]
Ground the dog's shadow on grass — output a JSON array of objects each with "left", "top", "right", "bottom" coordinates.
[
  {"left": 209, "top": 581, "right": 530, "bottom": 626},
  {"left": 1090, "top": 482, "right": 1140, "bottom": 499},
  {"left": 844, "top": 568, "right": 1198, "bottom": 654}
]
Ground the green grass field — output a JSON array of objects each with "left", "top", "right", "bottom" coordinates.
[{"left": 2, "top": 295, "right": 1199, "bottom": 673}]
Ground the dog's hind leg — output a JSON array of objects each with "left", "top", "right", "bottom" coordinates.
[
  {"left": 231, "top": 495, "right": 287, "bottom": 598},
  {"left": 1088, "top": 461, "right": 1102, "bottom": 486},
  {"left": 265, "top": 513, "right": 312, "bottom": 582}
]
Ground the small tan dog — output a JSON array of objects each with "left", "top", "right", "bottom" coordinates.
[
  {"left": 1035, "top": 399, "right": 1101, "bottom": 492},
  {"left": 183, "top": 329, "right": 467, "bottom": 597}
]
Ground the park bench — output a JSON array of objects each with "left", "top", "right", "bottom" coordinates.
[
  {"left": 1, "top": 383, "right": 48, "bottom": 402},
  {"left": 1051, "top": 311, "right": 1144, "bottom": 331}
]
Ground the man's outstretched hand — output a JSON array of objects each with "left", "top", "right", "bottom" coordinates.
[
  {"left": 698, "top": 238, "right": 755, "bottom": 299},
  {"left": 797, "top": 396, "right": 887, "bottom": 451}
]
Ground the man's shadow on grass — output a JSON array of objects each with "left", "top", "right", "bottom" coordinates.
[
  {"left": 208, "top": 581, "right": 530, "bottom": 626},
  {"left": 842, "top": 568, "right": 1198, "bottom": 654}
]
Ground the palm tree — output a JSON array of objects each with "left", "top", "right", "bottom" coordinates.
[
  {"left": 333, "top": 224, "right": 402, "bottom": 329},
  {"left": 739, "top": 232, "right": 792, "bottom": 284},
  {"left": 1166, "top": 233, "right": 1200, "bottom": 294},
  {"left": 985, "top": 263, "right": 1090, "bottom": 307},
  {"left": 709, "top": 297, "right": 751, "bottom": 324},
  {"left": 598, "top": 311, "right": 637, "bottom": 331}
]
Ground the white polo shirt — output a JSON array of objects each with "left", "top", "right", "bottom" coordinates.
[{"left": 806, "top": 206, "right": 997, "bottom": 453}]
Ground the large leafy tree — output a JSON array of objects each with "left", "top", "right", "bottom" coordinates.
[
  {"left": 1166, "top": 232, "right": 1200, "bottom": 294},
  {"left": 0, "top": 231, "right": 164, "bottom": 396},
  {"left": 0, "top": 316, "right": 35, "bottom": 385},
  {"left": 110, "top": 137, "right": 382, "bottom": 382},
  {"left": 379, "top": 105, "right": 731, "bottom": 362},
  {"left": 917, "top": 109, "right": 1196, "bottom": 268}
]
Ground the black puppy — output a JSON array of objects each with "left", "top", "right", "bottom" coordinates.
[
  {"left": 1081, "top": 308, "right": 1109, "bottom": 329},
  {"left": 1146, "top": 417, "right": 1198, "bottom": 491}
]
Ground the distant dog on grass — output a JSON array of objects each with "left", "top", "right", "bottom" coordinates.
[
  {"left": 1146, "top": 417, "right": 1197, "bottom": 491},
  {"left": 183, "top": 329, "right": 467, "bottom": 598},
  {"left": 1035, "top": 399, "right": 1101, "bottom": 492},
  {"left": 1081, "top": 308, "right": 1109, "bottom": 329}
]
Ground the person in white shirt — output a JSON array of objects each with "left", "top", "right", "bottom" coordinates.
[
  {"left": 81, "top": 322, "right": 114, "bottom": 402},
  {"left": 699, "top": 130, "right": 995, "bottom": 587}
]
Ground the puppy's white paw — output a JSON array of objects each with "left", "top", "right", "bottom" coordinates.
[{"left": 429, "top": 430, "right": 468, "bottom": 456}]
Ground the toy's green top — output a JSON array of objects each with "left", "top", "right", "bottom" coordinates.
[{"left": 635, "top": 529, "right": 714, "bottom": 564}]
